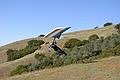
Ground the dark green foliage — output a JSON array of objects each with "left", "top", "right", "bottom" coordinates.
[
  {"left": 10, "top": 34, "right": 120, "bottom": 76},
  {"left": 35, "top": 53, "right": 54, "bottom": 69},
  {"left": 114, "top": 45, "right": 120, "bottom": 56},
  {"left": 53, "top": 57, "right": 64, "bottom": 67},
  {"left": 115, "top": 23, "right": 120, "bottom": 34},
  {"left": 35, "top": 52, "right": 85, "bottom": 69},
  {"left": 10, "top": 63, "right": 36, "bottom": 76},
  {"left": 38, "top": 34, "right": 45, "bottom": 37},
  {"left": 81, "top": 40, "right": 89, "bottom": 46},
  {"left": 6, "top": 49, "right": 18, "bottom": 61},
  {"left": 63, "top": 56, "right": 72, "bottom": 65},
  {"left": 100, "top": 44, "right": 120, "bottom": 58},
  {"left": 89, "top": 34, "right": 99, "bottom": 41},
  {"left": 45, "top": 42, "right": 49, "bottom": 45},
  {"left": 7, "top": 47, "right": 38, "bottom": 61},
  {"left": 101, "top": 34, "right": 120, "bottom": 51},
  {"left": 94, "top": 26, "right": 98, "bottom": 29},
  {"left": 69, "top": 34, "right": 120, "bottom": 58},
  {"left": 28, "top": 40, "right": 44, "bottom": 47},
  {"left": 35, "top": 53, "right": 46, "bottom": 61},
  {"left": 7, "top": 40, "right": 44, "bottom": 61},
  {"left": 64, "top": 38, "right": 82, "bottom": 48},
  {"left": 11, "top": 65, "right": 28, "bottom": 76},
  {"left": 91, "top": 50, "right": 102, "bottom": 56},
  {"left": 115, "top": 23, "right": 120, "bottom": 29},
  {"left": 103, "top": 22, "right": 113, "bottom": 27}
]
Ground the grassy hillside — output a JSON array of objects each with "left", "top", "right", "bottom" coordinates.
[
  {"left": 0, "top": 25, "right": 119, "bottom": 79},
  {"left": 0, "top": 37, "right": 52, "bottom": 64},
  {"left": 5, "top": 56, "right": 120, "bottom": 80},
  {"left": 64, "top": 25, "right": 118, "bottom": 40}
]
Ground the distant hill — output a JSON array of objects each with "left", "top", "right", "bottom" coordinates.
[{"left": 0, "top": 25, "right": 119, "bottom": 79}]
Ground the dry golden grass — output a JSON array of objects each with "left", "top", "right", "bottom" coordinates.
[
  {"left": 0, "top": 51, "right": 39, "bottom": 79},
  {"left": 0, "top": 37, "right": 52, "bottom": 64},
  {"left": 64, "top": 25, "right": 118, "bottom": 40},
  {"left": 5, "top": 56, "right": 120, "bottom": 80},
  {"left": 0, "top": 25, "right": 119, "bottom": 80}
]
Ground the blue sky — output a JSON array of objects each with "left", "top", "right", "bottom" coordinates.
[{"left": 0, "top": 0, "right": 120, "bottom": 46}]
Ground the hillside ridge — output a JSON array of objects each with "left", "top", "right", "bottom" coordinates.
[{"left": 0, "top": 25, "right": 119, "bottom": 79}]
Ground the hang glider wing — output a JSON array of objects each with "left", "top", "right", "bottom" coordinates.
[{"left": 44, "top": 26, "right": 71, "bottom": 39}]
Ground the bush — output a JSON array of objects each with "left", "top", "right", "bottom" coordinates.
[
  {"left": 99, "top": 44, "right": 120, "bottom": 58},
  {"left": 94, "top": 26, "right": 98, "bottom": 29},
  {"left": 11, "top": 65, "right": 28, "bottom": 76},
  {"left": 115, "top": 45, "right": 120, "bottom": 56},
  {"left": 104, "top": 22, "right": 113, "bottom": 27},
  {"left": 35, "top": 53, "right": 46, "bottom": 62},
  {"left": 38, "top": 34, "right": 45, "bottom": 37},
  {"left": 10, "top": 34, "right": 120, "bottom": 76},
  {"left": 7, "top": 40, "right": 44, "bottom": 61},
  {"left": 115, "top": 23, "right": 120, "bottom": 29},
  {"left": 53, "top": 58, "right": 64, "bottom": 67},
  {"left": 64, "top": 38, "right": 82, "bottom": 48},
  {"left": 81, "top": 40, "right": 89, "bottom": 46},
  {"left": 28, "top": 40, "right": 44, "bottom": 47},
  {"left": 6, "top": 49, "right": 18, "bottom": 61},
  {"left": 7, "top": 47, "right": 38, "bottom": 61},
  {"left": 89, "top": 34, "right": 99, "bottom": 41}
]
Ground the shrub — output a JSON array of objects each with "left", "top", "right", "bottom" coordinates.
[
  {"left": 11, "top": 65, "right": 28, "bottom": 76},
  {"left": 28, "top": 40, "right": 44, "bottom": 47},
  {"left": 64, "top": 38, "right": 82, "bottom": 48},
  {"left": 35, "top": 53, "right": 46, "bottom": 62},
  {"left": 94, "top": 26, "right": 98, "bottom": 29},
  {"left": 113, "top": 45, "right": 120, "bottom": 56},
  {"left": 7, "top": 47, "right": 38, "bottom": 61},
  {"left": 81, "top": 40, "right": 89, "bottom": 46},
  {"left": 99, "top": 44, "right": 120, "bottom": 58},
  {"left": 83, "top": 59, "right": 93, "bottom": 63},
  {"left": 114, "top": 23, "right": 120, "bottom": 29},
  {"left": 64, "top": 57, "right": 72, "bottom": 65},
  {"left": 103, "top": 22, "right": 113, "bottom": 27},
  {"left": 89, "top": 34, "right": 99, "bottom": 41},
  {"left": 7, "top": 40, "right": 44, "bottom": 61},
  {"left": 38, "top": 34, "right": 45, "bottom": 37},
  {"left": 10, "top": 34, "right": 120, "bottom": 76},
  {"left": 53, "top": 58, "right": 63, "bottom": 67},
  {"left": 6, "top": 49, "right": 18, "bottom": 61}
]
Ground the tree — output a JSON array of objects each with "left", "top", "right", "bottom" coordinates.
[
  {"left": 94, "top": 26, "right": 98, "bottom": 29},
  {"left": 11, "top": 65, "right": 28, "bottom": 76},
  {"left": 27, "top": 40, "right": 44, "bottom": 47},
  {"left": 64, "top": 38, "right": 82, "bottom": 48},
  {"left": 114, "top": 23, "right": 120, "bottom": 29},
  {"left": 38, "top": 34, "right": 45, "bottom": 37},
  {"left": 89, "top": 34, "right": 99, "bottom": 41},
  {"left": 81, "top": 40, "right": 89, "bottom": 46},
  {"left": 35, "top": 53, "right": 46, "bottom": 62},
  {"left": 6, "top": 49, "right": 18, "bottom": 61},
  {"left": 103, "top": 22, "right": 113, "bottom": 27}
]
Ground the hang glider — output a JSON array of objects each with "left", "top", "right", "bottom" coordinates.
[
  {"left": 44, "top": 26, "right": 71, "bottom": 56},
  {"left": 44, "top": 26, "right": 71, "bottom": 39}
]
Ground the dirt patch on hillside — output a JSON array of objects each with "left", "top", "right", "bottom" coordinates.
[
  {"left": 95, "top": 77, "right": 105, "bottom": 80},
  {"left": 103, "top": 63, "right": 120, "bottom": 68}
]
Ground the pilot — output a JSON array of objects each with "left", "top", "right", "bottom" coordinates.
[{"left": 49, "top": 42, "right": 67, "bottom": 55}]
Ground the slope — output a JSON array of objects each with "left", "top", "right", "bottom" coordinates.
[
  {"left": 0, "top": 25, "right": 118, "bottom": 79},
  {"left": 5, "top": 56, "right": 120, "bottom": 80},
  {"left": 64, "top": 25, "right": 118, "bottom": 40}
]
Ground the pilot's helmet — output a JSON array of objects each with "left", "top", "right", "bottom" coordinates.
[{"left": 50, "top": 42, "right": 55, "bottom": 48}]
